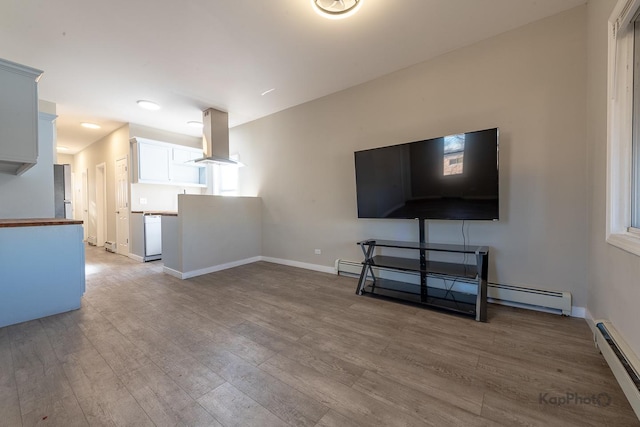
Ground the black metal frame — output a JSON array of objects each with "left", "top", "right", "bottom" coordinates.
[{"left": 356, "top": 221, "right": 489, "bottom": 322}]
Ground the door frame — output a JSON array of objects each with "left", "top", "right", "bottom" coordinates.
[
  {"left": 115, "top": 156, "right": 130, "bottom": 256},
  {"left": 81, "top": 169, "right": 89, "bottom": 241},
  {"left": 96, "top": 162, "right": 107, "bottom": 246}
]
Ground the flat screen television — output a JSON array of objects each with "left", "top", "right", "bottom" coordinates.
[{"left": 354, "top": 128, "right": 499, "bottom": 220}]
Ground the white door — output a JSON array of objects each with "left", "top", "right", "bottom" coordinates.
[
  {"left": 115, "top": 157, "right": 129, "bottom": 255},
  {"left": 96, "top": 163, "right": 106, "bottom": 246},
  {"left": 81, "top": 170, "right": 89, "bottom": 241}
]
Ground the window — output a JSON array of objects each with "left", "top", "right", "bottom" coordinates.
[
  {"left": 607, "top": 0, "right": 640, "bottom": 255},
  {"left": 634, "top": 21, "right": 640, "bottom": 229},
  {"left": 211, "top": 154, "right": 240, "bottom": 196},
  {"left": 443, "top": 134, "right": 465, "bottom": 176}
]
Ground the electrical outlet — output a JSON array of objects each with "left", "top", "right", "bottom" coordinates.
[
  {"left": 140, "top": 198, "right": 148, "bottom": 205},
  {"left": 314, "top": 249, "right": 321, "bottom": 255}
]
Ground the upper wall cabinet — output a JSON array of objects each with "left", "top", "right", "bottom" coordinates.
[
  {"left": 131, "top": 137, "right": 206, "bottom": 187},
  {"left": 138, "top": 140, "right": 171, "bottom": 182},
  {"left": 0, "top": 58, "right": 43, "bottom": 175}
]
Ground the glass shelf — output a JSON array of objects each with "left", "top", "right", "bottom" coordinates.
[
  {"left": 357, "top": 239, "right": 488, "bottom": 255},
  {"left": 367, "top": 255, "right": 478, "bottom": 279},
  {"left": 361, "top": 279, "right": 476, "bottom": 316},
  {"left": 356, "top": 238, "right": 488, "bottom": 321}
]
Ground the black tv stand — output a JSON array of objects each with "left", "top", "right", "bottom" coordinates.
[{"left": 355, "top": 227, "right": 489, "bottom": 321}]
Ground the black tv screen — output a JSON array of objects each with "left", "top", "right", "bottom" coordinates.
[{"left": 354, "top": 128, "right": 499, "bottom": 220}]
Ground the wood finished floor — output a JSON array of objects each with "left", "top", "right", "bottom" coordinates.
[{"left": 0, "top": 245, "right": 638, "bottom": 427}]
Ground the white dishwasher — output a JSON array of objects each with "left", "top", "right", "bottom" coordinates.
[{"left": 144, "top": 215, "right": 162, "bottom": 261}]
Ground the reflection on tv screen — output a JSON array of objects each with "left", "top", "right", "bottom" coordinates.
[{"left": 354, "top": 128, "right": 499, "bottom": 220}]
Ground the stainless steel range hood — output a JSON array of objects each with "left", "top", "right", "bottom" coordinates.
[{"left": 193, "top": 108, "right": 237, "bottom": 165}]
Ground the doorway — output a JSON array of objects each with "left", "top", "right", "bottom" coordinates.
[
  {"left": 80, "top": 169, "right": 89, "bottom": 241},
  {"left": 115, "top": 157, "right": 130, "bottom": 256},
  {"left": 95, "top": 163, "right": 107, "bottom": 247}
]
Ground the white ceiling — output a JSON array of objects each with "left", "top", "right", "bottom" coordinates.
[{"left": 0, "top": 0, "right": 586, "bottom": 154}]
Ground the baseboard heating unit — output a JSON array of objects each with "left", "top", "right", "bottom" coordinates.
[
  {"left": 87, "top": 235, "right": 97, "bottom": 246},
  {"left": 487, "top": 282, "right": 571, "bottom": 316},
  {"left": 335, "top": 259, "right": 572, "bottom": 316},
  {"left": 105, "top": 241, "right": 117, "bottom": 253},
  {"left": 594, "top": 321, "right": 640, "bottom": 418}
]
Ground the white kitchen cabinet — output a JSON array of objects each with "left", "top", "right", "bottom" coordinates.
[
  {"left": 171, "top": 163, "right": 203, "bottom": 185},
  {"left": 172, "top": 146, "right": 201, "bottom": 163},
  {"left": 0, "top": 58, "right": 43, "bottom": 175},
  {"left": 131, "top": 137, "right": 206, "bottom": 187},
  {"left": 139, "top": 140, "right": 171, "bottom": 183},
  {"left": 171, "top": 146, "right": 206, "bottom": 186}
]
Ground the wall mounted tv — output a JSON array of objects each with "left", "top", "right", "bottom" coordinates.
[{"left": 354, "top": 128, "right": 499, "bottom": 221}]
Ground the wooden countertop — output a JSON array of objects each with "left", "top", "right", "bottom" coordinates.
[{"left": 0, "top": 218, "right": 83, "bottom": 228}]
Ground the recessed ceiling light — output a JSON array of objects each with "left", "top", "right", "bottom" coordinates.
[
  {"left": 311, "top": 0, "right": 363, "bottom": 19},
  {"left": 137, "top": 100, "right": 161, "bottom": 111},
  {"left": 80, "top": 122, "right": 101, "bottom": 129},
  {"left": 187, "top": 121, "right": 203, "bottom": 128},
  {"left": 56, "top": 146, "right": 69, "bottom": 151},
  {"left": 261, "top": 88, "right": 276, "bottom": 96}
]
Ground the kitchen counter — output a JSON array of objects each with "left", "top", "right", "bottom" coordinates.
[
  {"left": 0, "top": 218, "right": 83, "bottom": 228},
  {"left": 0, "top": 219, "right": 85, "bottom": 327},
  {"left": 162, "top": 194, "right": 262, "bottom": 279}
]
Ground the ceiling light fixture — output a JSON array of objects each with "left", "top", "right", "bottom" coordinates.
[
  {"left": 311, "top": 0, "right": 362, "bottom": 19},
  {"left": 261, "top": 88, "right": 275, "bottom": 96},
  {"left": 187, "top": 121, "right": 203, "bottom": 128},
  {"left": 56, "top": 146, "right": 69, "bottom": 151},
  {"left": 137, "top": 100, "right": 161, "bottom": 111},
  {"left": 80, "top": 122, "right": 101, "bottom": 129}
]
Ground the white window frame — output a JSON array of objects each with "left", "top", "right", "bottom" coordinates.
[{"left": 607, "top": 0, "right": 640, "bottom": 256}]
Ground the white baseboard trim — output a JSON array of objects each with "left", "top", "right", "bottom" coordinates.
[
  {"left": 163, "top": 266, "right": 183, "bottom": 279},
  {"left": 172, "top": 256, "right": 263, "bottom": 280},
  {"left": 592, "top": 319, "right": 640, "bottom": 419},
  {"left": 161, "top": 255, "right": 337, "bottom": 279},
  {"left": 260, "top": 256, "right": 336, "bottom": 274},
  {"left": 585, "top": 309, "right": 598, "bottom": 336},
  {"left": 570, "top": 306, "right": 586, "bottom": 318},
  {"left": 128, "top": 253, "right": 144, "bottom": 263}
]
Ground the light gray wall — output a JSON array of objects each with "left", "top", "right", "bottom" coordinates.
[
  {"left": 586, "top": 0, "right": 640, "bottom": 357},
  {"left": 131, "top": 183, "right": 203, "bottom": 212},
  {"left": 161, "top": 215, "right": 179, "bottom": 271},
  {"left": 179, "top": 194, "right": 262, "bottom": 274},
  {"left": 130, "top": 212, "right": 144, "bottom": 258},
  {"left": 56, "top": 153, "right": 73, "bottom": 165},
  {"left": 232, "top": 7, "right": 590, "bottom": 307},
  {"left": 0, "top": 112, "right": 56, "bottom": 219}
]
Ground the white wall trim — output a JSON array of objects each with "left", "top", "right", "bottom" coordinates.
[
  {"left": 606, "top": 232, "right": 640, "bottom": 256},
  {"left": 128, "top": 253, "right": 144, "bottom": 263},
  {"left": 164, "top": 254, "right": 337, "bottom": 279},
  {"left": 571, "top": 306, "right": 586, "bottom": 318},
  {"left": 178, "top": 256, "right": 263, "bottom": 279},
  {"left": 162, "top": 266, "right": 184, "bottom": 279},
  {"left": 585, "top": 309, "right": 598, "bottom": 337},
  {"left": 585, "top": 310, "right": 640, "bottom": 419},
  {"left": 592, "top": 319, "right": 640, "bottom": 419},
  {"left": 260, "top": 256, "right": 337, "bottom": 274}
]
